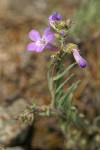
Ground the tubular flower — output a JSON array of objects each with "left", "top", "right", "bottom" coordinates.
[
  {"left": 48, "top": 11, "right": 62, "bottom": 22},
  {"left": 27, "top": 26, "right": 54, "bottom": 52},
  {"left": 73, "top": 48, "right": 86, "bottom": 68},
  {"left": 48, "top": 11, "right": 62, "bottom": 29}
]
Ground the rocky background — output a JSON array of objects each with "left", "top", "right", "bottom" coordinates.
[{"left": 0, "top": 0, "right": 100, "bottom": 150}]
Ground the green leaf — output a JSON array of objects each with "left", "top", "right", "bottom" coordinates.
[
  {"left": 54, "top": 67, "right": 63, "bottom": 91},
  {"left": 53, "top": 63, "right": 76, "bottom": 81},
  {"left": 58, "top": 52, "right": 67, "bottom": 68},
  {"left": 61, "top": 94, "right": 73, "bottom": 123},
  {"left": 58, "top": 80, "right": 80, "bottom": 107},
  {"left": 63, "top": 94, "right": 72, "bottom": 112},
  {"left": 55, "top": 73, "right": 75, "bottom": 94}
]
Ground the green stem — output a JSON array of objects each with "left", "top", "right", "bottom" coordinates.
[
  {"left": 50, "top": 64, "right": 56, "bottom": 108},
  {"left": 60, "top": 37, "right": 64, "bottom": 50}
]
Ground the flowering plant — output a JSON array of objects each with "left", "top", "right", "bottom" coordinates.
[{"left": 17, "top": 11, "right": 87, "bottom": 135}]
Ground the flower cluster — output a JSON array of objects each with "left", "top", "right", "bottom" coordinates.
[{"left": 27, "top": 11, "right": 86, "bottom": 68}]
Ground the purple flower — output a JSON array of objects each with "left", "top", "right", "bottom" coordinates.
[
  {"left": 48, "top": 11, "right": 62, "bottom": 30},
  {"left": 48, "top": 11, "right": 62, "bottom": 22},
  {"left": 73, "top": 48, "right": 86, "bottom": 68},
  {"left": 27, "top": 26, "right": 54, "bottom": 52}
]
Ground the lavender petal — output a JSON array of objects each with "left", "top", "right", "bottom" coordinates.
[
  {"left": 45, "top": 33, "right": 54, "bottom": 43},
  {"left": 53, "top": 11, "right": 57, "bottom": 16},
  {"left": 43, "top": 26, "right": 51, "bottom": 37},
  {"left": 29, "top": 30, "right": 40, "bottom": 41},
  {"left": 48, "top": 11, "right": 62, "bottom": 22},
  {"left": 78, "top": 59, "right": 87, "bottom": 68},
  {"left": 27, "top": 42, "right": 37, "bottom": 51},
  {"left": 36, "top": 45, "right": 45, "bottom": 52},
  {"left": 48, "top": 15, "right": 53, "bottom": 21},
  {"left": 58, "top": 14, "right": 62, "bottom": 20}
]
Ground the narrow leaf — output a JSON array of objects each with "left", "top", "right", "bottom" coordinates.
[
  {"left": 58, "top": 53, "right": 67, "bottom": 68},
  {"left": 53, "top": 63, "right": 76, "bottom": 81},
  {"left": 55, "top": 73, "right": 75, "bottom": 94},
  {"left": 60, "top": 94, "right": 73, "bottom": 121},
  {"left": 59, "top": 80, "right": 80, "bottom": 107}
]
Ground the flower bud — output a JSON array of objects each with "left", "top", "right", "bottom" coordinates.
[
  {"left": 60, "top": 30, "right": 64, "bottom": 35},
  {"left": 73, "top": 48, "right": 86, "bottom": 68},
  {"left": 64, "top": 43, "right": 86, "bottom": 68}
]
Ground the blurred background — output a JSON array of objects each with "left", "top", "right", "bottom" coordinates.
[{"left": 0, "top": 0, "right": 100, "bottom": 149}]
